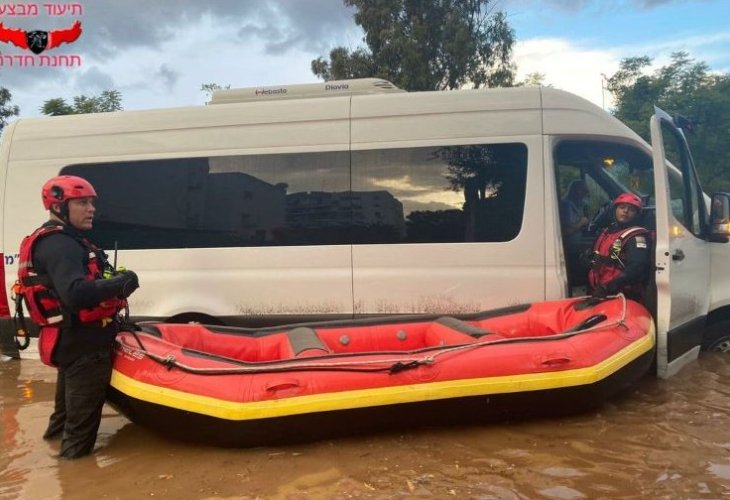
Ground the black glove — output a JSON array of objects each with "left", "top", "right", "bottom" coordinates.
[
  {"left": 592, "top": 285, "right": 608, "bottom": 299},
  {"left": 579, "top": 249, "right": 595, "bottom": 268},
  {"left": 98, "top": 270, "right": 139, "bottom": 299},
  {"left": 119, "top": 270, "right": 139, "bottom": 298}
]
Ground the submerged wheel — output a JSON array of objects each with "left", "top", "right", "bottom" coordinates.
[{"left": 702, "top": 321, "right": 730, "bottom": 353}]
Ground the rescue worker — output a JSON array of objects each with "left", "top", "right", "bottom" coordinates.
[
  {"left": 588, "top": 192, "right": 651, "bottom": 302},
  {"left": 16, "top": 175, "right": 139, "bottom": 459}
]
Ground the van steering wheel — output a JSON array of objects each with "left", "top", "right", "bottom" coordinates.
[{"left": 587, "top": 201, "right": 613, "bottom": 234}]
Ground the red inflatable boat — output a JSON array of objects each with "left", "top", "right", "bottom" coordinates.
[{"left": 108, "top": 295, "right": 655, "bottom": 446}]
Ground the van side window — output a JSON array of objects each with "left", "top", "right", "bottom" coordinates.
[
  {"left": 351, "top": 143, "right": 528, "bottom": 244},
  {"left": 62, "top": 152, "right": 350, "bottom": 249},
  {"left": 62, "top": 143, "right": 527, "bottom": 249},
  {"left": 659, "top": 120, "right": 705, "bottom": 237}
]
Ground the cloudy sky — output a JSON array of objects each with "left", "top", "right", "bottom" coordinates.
[{"left": 0, "top": 0, "right": 728, "bottom": 119}]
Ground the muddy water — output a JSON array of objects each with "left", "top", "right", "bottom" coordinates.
[{"left": 2, "top": 352, "right": 730, "bottom": 500}]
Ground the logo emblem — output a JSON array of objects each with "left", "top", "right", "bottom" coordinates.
[
  {"left": 25, "top": 30, "right": 48, "bottom": 54},
  {"left": 0, "top": 20, "right": 82, "bottom": 54}
]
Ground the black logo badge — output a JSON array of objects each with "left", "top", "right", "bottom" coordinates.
[{"left": 26, "top": 30, "right": 48, "bottom": 54}]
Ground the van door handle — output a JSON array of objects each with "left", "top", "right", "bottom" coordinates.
[{"left": 672, "top": 249, "right": 685, "bottom": 261}]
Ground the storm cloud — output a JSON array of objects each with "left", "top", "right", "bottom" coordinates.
[
  {"left": 52, "top": 0, "right": 355, "bottom": 57},
  {"left": 0, "top": 0, "right": 725, "bottom": 119},
  {"left": 0, "top": 0, "right": 357, "bottom": 112}
]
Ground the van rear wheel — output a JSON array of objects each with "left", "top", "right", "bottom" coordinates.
[{"left": 702, "top": 321, "right": 730, "bottom": 353}]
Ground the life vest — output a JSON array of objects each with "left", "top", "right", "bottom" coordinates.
[
  {"left": 588, "top": 225, "right": 650, "bottom": 298},
  {"left": 14, "top": 223, "right": 126, "bottom": 327}
]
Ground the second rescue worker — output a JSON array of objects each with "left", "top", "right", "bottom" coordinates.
[
  {"left": 588, "top": 192, "right": 652, "bottom": 302},
  {"left": 15, "top": 175, "right": 139, "bottom": 459}
]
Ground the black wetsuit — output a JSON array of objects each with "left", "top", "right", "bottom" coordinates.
[{"left": 31, "top": 221, "right": 136, "bottom": 459}]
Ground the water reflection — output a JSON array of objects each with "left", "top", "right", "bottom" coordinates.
[
  {"left": 708, "top": 462, "right": 730, "bottom": 480},
  {"left": 0, "top": 360, "right": 61, "bottom": 500}
]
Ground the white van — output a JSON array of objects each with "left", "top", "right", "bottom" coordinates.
[{"left": 1, "top": 78, "right": 729, "bottom": 378}]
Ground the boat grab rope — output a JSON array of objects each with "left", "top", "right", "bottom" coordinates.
[{"left": 117, "top": 295, "right": 634, "bottom": 376}]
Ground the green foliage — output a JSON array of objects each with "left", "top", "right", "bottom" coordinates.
[
  {"left": 40, "top": 97, "right": 75, "bottom": 116},
  {"left": 0, "top": 87, "right": 20, "bottom": 132},
  {"left": 607, "top": 52, "right": 730, "bottom": 192},
  {"left": 312, "top": 0, "right": 516, "bottom": 91},
  {"left": 517, "top": 72, "right": 550, "bottom": 87},
  {"left": 200, "top": 82, "right": 231, "bottom": 103},
  {"left": 40, "top": 89, "right": 123, "bottom": 116}
]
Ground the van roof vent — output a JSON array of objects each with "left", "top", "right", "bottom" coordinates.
[{"left": 208, "top": 78, "right": 405, "bottom": 105}]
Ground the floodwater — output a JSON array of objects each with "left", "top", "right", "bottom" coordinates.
[{"left": 2, "top": 349, "right": 730, "bottom": 500}]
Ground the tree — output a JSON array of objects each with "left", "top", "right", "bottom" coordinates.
[
  {"left": 41, "top": 98, "right": 75, "bottom": 116},
  {"left": 40, "top": 89, "right": 123, "bottom": 116},
  {"left": 0, "top": 87, "right": 20, "bottom": 132},
  {"left": 607, "top": 52, "right": 730, "bottom": 193},
  {"left": 312, "top": 0, "right": 516, "bottom": 91},
  {"left": 200, "top": 83, "right": 231, "bottom": 104},
  {"left": 517, "top": 72, "right": 550, "bottom": 87}
]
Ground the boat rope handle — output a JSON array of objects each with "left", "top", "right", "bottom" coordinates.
[
  {"left": 131, "top": 349, "right": 440, "bottom": 375},
  {"left": 118, "top": 295, "right": 635, "bottom": 375}
]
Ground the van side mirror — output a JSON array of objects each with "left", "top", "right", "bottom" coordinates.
[{"left": 710, "top": 192, "right": 730, "bottom": 243}]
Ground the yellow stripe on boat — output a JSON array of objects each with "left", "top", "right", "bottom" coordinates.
[{"left": 110, "top": 323, "right": 655, "bottom": 421}]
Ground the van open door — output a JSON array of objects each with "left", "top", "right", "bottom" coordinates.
[{"left": 650, "top": 107, "right": 711, "bottom": 378}]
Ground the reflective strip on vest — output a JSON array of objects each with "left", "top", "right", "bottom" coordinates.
[{"left": 618, "top": 226, "right": 648, "bottom": 242}]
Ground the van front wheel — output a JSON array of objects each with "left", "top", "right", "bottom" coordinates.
[{"left": 702, "top": 321, "right": 730, "bottom": 353}]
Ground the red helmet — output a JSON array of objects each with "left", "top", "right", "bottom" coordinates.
[
  {"left": 613, "top": 192, "right": 643, "bottom": 210},
  {"left": 41, "top": 175, "right": 97, "bottom": 210}
]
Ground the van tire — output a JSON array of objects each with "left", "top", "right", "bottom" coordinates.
[{"left": 702, "top": 321, "right": 730, "bottom": 352}]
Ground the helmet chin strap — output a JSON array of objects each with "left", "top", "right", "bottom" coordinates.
[{"left": 50, "top": 202, "right": 70, "bottom": 224}]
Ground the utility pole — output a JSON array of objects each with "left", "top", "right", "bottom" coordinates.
[{"left": 600, "top": 73, "right": 608, "bottom": 110}]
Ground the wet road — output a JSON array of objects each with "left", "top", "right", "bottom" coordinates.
[{"left": 1, "top": 351, "right": 730, "bottom": 499}]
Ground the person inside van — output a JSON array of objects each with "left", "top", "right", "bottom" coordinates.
[
  {"left": 15, "top": 175, "right": 139, "bottom": 459},
  {"left": 560, "top": 180, "right": 590, "bottom": 286},
  {"left": 560, "top": 180, "right": 591, "bottom": 241},
  {"left": 587, "top": 192, "right": 652, "bottom": 302}
]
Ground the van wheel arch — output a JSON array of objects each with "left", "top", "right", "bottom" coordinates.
[
  {"left": 166, "top": 312, "right": 224, "bottom": 326},
  {"left": 702, "top": 319, "right": 730, "bottom": 352}
]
